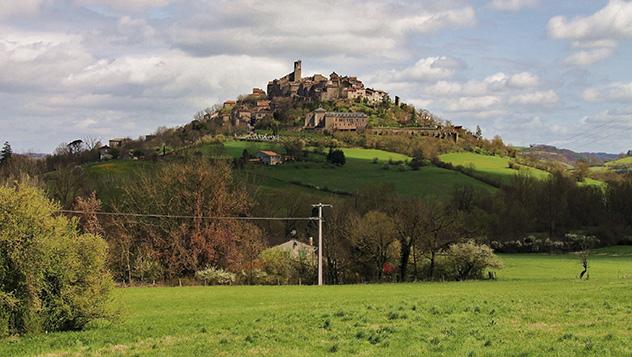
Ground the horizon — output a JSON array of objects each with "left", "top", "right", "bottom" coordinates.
[{"left": 1, "top": 0, "right": 631, "bottom": 154}]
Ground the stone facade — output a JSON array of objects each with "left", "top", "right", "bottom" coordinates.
[{"left": 305, "top": 108, "right": 368, "bottom": 131}]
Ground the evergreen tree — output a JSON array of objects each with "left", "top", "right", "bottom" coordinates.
[
  {"left": 475, "top": 125, "right": 483, "bottom": 138},
  {"left": 0, "top": 141, "right": 12, "bottom": 165}
]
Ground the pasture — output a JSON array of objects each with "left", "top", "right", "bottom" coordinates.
[
  {"left": 3, "top": 249, "right": 632, "bottom": 356},
  {"left": 439, "top": 152, "right": 550, "bottom": 182},
  {"left": 225, "top": 141, "right": 495, "bottom": 197}
]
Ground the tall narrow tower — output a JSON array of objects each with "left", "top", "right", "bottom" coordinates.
[{"left": 293, "top": 60, "right": 302, "bottom": 82}]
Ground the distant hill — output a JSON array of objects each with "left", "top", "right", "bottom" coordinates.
[{"left": 519, "top": 145, "right": 621, "bottom": 165}]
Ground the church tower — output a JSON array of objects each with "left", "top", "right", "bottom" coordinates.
[{"left": 293, "top": 60, "right": 302, "bottom": 82}]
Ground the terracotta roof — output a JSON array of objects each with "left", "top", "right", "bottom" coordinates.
[{"left": 258, "top": 150, "right": 280, "bottom": 157}]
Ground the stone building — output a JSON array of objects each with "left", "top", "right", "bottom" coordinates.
[
  {"left": 267, "top": 60, "right": 388, "bottom": 105},
  {"left": 304, "top": 107, "right": 368, "bottom": 131}
]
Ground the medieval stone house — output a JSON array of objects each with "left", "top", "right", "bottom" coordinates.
[{"left": 304, "top": 107, "right": 368, "bottom": 131}]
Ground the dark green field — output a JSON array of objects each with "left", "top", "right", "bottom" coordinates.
[{"left": 2, "top": 248, "right": 632, "bottom": 356}]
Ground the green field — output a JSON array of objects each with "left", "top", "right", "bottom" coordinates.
[
  {"left": 227, "top": 142, "right": 495, "bottom": 197},
  {"left": 2, "top": 249, "right": 632, "bottom": 356},
  {"left": 439, "top": 152, "right": 550, "bottom": 182},
  {"left": 605, "top": 156, "right": 632, "bottom": 167}
]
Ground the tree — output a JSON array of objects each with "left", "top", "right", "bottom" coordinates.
[
  {"left": 392, "top": 198, "right": 426, "bottom": 281},
  {"left": 0, "top": 183, "right": 112, "bottom": 337},
  {"left": 447, "top": 241, "right": 503, "bottom": 280},
  {"left": 67, "top": 139, "right": 84, "bottom": 155},
  {"left": 350, "top": 211, "right": 399, "bottom": 281},
  {"left": 114, "top": 159, "right": 263, "bottom": 281},
  {"left": 574, "top": 160, "right": 590, "bottom": 182},
  {"left": 0, "top": 141, "right": 12, "bottom": 165},
  {"left": 418, "top": 201, "right": 465, "bottom": 280},
  {"left": 327, "top": 149, "right": 346, "bottom": 166},
  {"left": 73, "top": 192, "right": 104, "bottom": 236},
  {"left": 475, "top": 125, "right": 482, "bottom": 138},
  {"left": 409, "top": 148, "right": 425, "bottom": 170}
]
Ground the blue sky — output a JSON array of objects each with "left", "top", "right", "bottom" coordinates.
[{"left": 1, "top": 0, "right": 631, "bottom": 153}]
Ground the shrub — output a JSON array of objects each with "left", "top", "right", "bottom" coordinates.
[
  {"left": 0, "top": 183, "right": 113, "bottom": 336},
  {"left": 447, "top": 241, "right": 503, "bottom": 281},
  {"left": 194, "top": 267, "right": 236, "bottom": 285},
  {"left": 326, "top": 149, "right": 346, "bottom": 166}
]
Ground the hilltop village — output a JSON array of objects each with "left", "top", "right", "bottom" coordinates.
[{"left": 206, "top": 60, "right": 460, "bottom": 141}]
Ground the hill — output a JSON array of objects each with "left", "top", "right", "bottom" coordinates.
[
  {"left": 520, "top": 145, "right": 620, "bottom": 165},
  {"left": 439, "top": 152, "right": 549, "bottom": 183}
]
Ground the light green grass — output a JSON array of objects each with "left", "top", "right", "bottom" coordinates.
[
  {"left": 605, "top": 156, "right": 632, "bottom": 167},
  {"left": 2, "top": 249, "right": 632, "bottom": 356},
  {"left": 439, "top": 152, "right": 550, "bottom": 183}
]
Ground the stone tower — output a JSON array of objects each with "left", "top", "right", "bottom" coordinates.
[{"left": 293, "top": 60, "right": 302, "bottom": 82}]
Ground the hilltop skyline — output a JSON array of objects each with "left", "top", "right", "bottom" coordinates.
[{"left": 1, "top": 0, "right": 631, "bottom": 153}]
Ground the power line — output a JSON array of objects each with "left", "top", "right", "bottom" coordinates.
[
  {"left": 57, "top": 209, "right": 318, "bottom": 221},
  {"left": 557, "top": 121, "right": 618, "bottom": 145},
  {"left": 564, "top": 125, "right": 632, "bottom": 149}
]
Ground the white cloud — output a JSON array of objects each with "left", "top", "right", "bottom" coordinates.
[
  {"left": 509, "top": 72, "right": 539, "bottom": 88},
  {"left": 582, "top": 81, "right": 632, "bottom": 102},
  {"left": 445, "top": 96, "right": 501, "bottom": 112},
  {"left": 564, "top": 49, "right": 612, "bottom": 65},
  {"left": 168, "top": 1, "right": 476, "bottom": 58},
  {"left": 509, "top": 90, "right": 559, "bottom": 106},
  {"left": 548, "top": 0, "right": 632, "bottom": 41},
  {"left": 373, "top": 56, "right": 463, "bottom": 84},
  {"left": 489, "top": 0, "right": 538, "bottom": 12},
  {"left": 75, "top": 0, "right": 172, "bottom": 11},
  {"left": 391, "top": 6, "right": 477, "bottom": 33},
  {"left": 548, "top": 0, "right": 632, "bottom": 64},
  {"left": 564, "top": 48, "right": 615, "bottom": 66},
  {"left": 0, "top": 0, "right": 43, "bottom": 18},
  {"left": 403, "top": 57, "right": 462, "bottom": 81}
]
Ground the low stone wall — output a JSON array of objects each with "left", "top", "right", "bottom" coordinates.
[{"left": 367, "top": 127, "right": 459, "bottom": 142}]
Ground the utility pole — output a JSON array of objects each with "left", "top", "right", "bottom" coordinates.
[{"left": 312, "top": 203, "right": 332, "bottom": 286}]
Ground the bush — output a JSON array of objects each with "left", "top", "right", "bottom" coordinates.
[
  {"left": 327, "top": 149, "right": 346, "bottom": 166},
  {"left": 447, "top": 241, "right": 503, "bottom": 281},
  {"left": 0, "top": 183, "right": 113, "bottom": 336},
  {"left": 194, "top": 267, "right": 236, "bottom": 285}
]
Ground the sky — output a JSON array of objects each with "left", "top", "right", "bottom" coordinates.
[{"left": 1, "top": 0, "right": 631, "bottom": 154}]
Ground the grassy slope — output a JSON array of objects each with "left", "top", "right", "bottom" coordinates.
[
  {"left": 439, "top": 152, "right": 550, "bottom": 183},
  {"left": 225, "top": 142, "right": 495, "bottom": 198},
  {"left": 605, "top": 156, "right": 632, "bottom": 167},
  {"left": 3, "top": 250, "right": 632, "bottom": 356}
]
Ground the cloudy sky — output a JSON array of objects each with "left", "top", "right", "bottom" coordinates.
[{"left": 1, "top": 0, "right": 631, "bottom": 153}]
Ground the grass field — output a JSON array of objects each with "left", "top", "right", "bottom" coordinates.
[
  {"left": 605, "top": 156, "right": 632, "bottom": 167},
  {"left": 439, "top": 152, "right": 550, "bottom": 183},
  {"left": 3, "top": 249, "right": 632, "bottom": 356},
  {"left": 226, "top": 141, "right": 495, "bottom": 197}
]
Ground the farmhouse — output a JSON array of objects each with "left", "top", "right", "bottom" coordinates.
[
  {"left": 256, "top": 150, "right": 283, "bottom": 165},
  {"left": 98, "top": 145, "right": 113, "bottom": 160},
  {"left": 270, "top": 239, "right": 316, "bottom": 262},
  {"left": 304, "top": 107, "right": 368, "bottom": 131},
  {"left": 108, "top": 138, "right": 127, "bottom": 148}
]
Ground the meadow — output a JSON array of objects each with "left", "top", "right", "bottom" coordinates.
[
  {"left": 605, "top": 156, "right": 632, "bottom": 167},
  {"left": 228, "top": 141, "right": 495, "bottom": 197},
  {"left": 439, "top": 152, "right": 550, "bottom": 182},
  {"left": 2, "top": 248, "right": 632, "bottom": 356}
]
